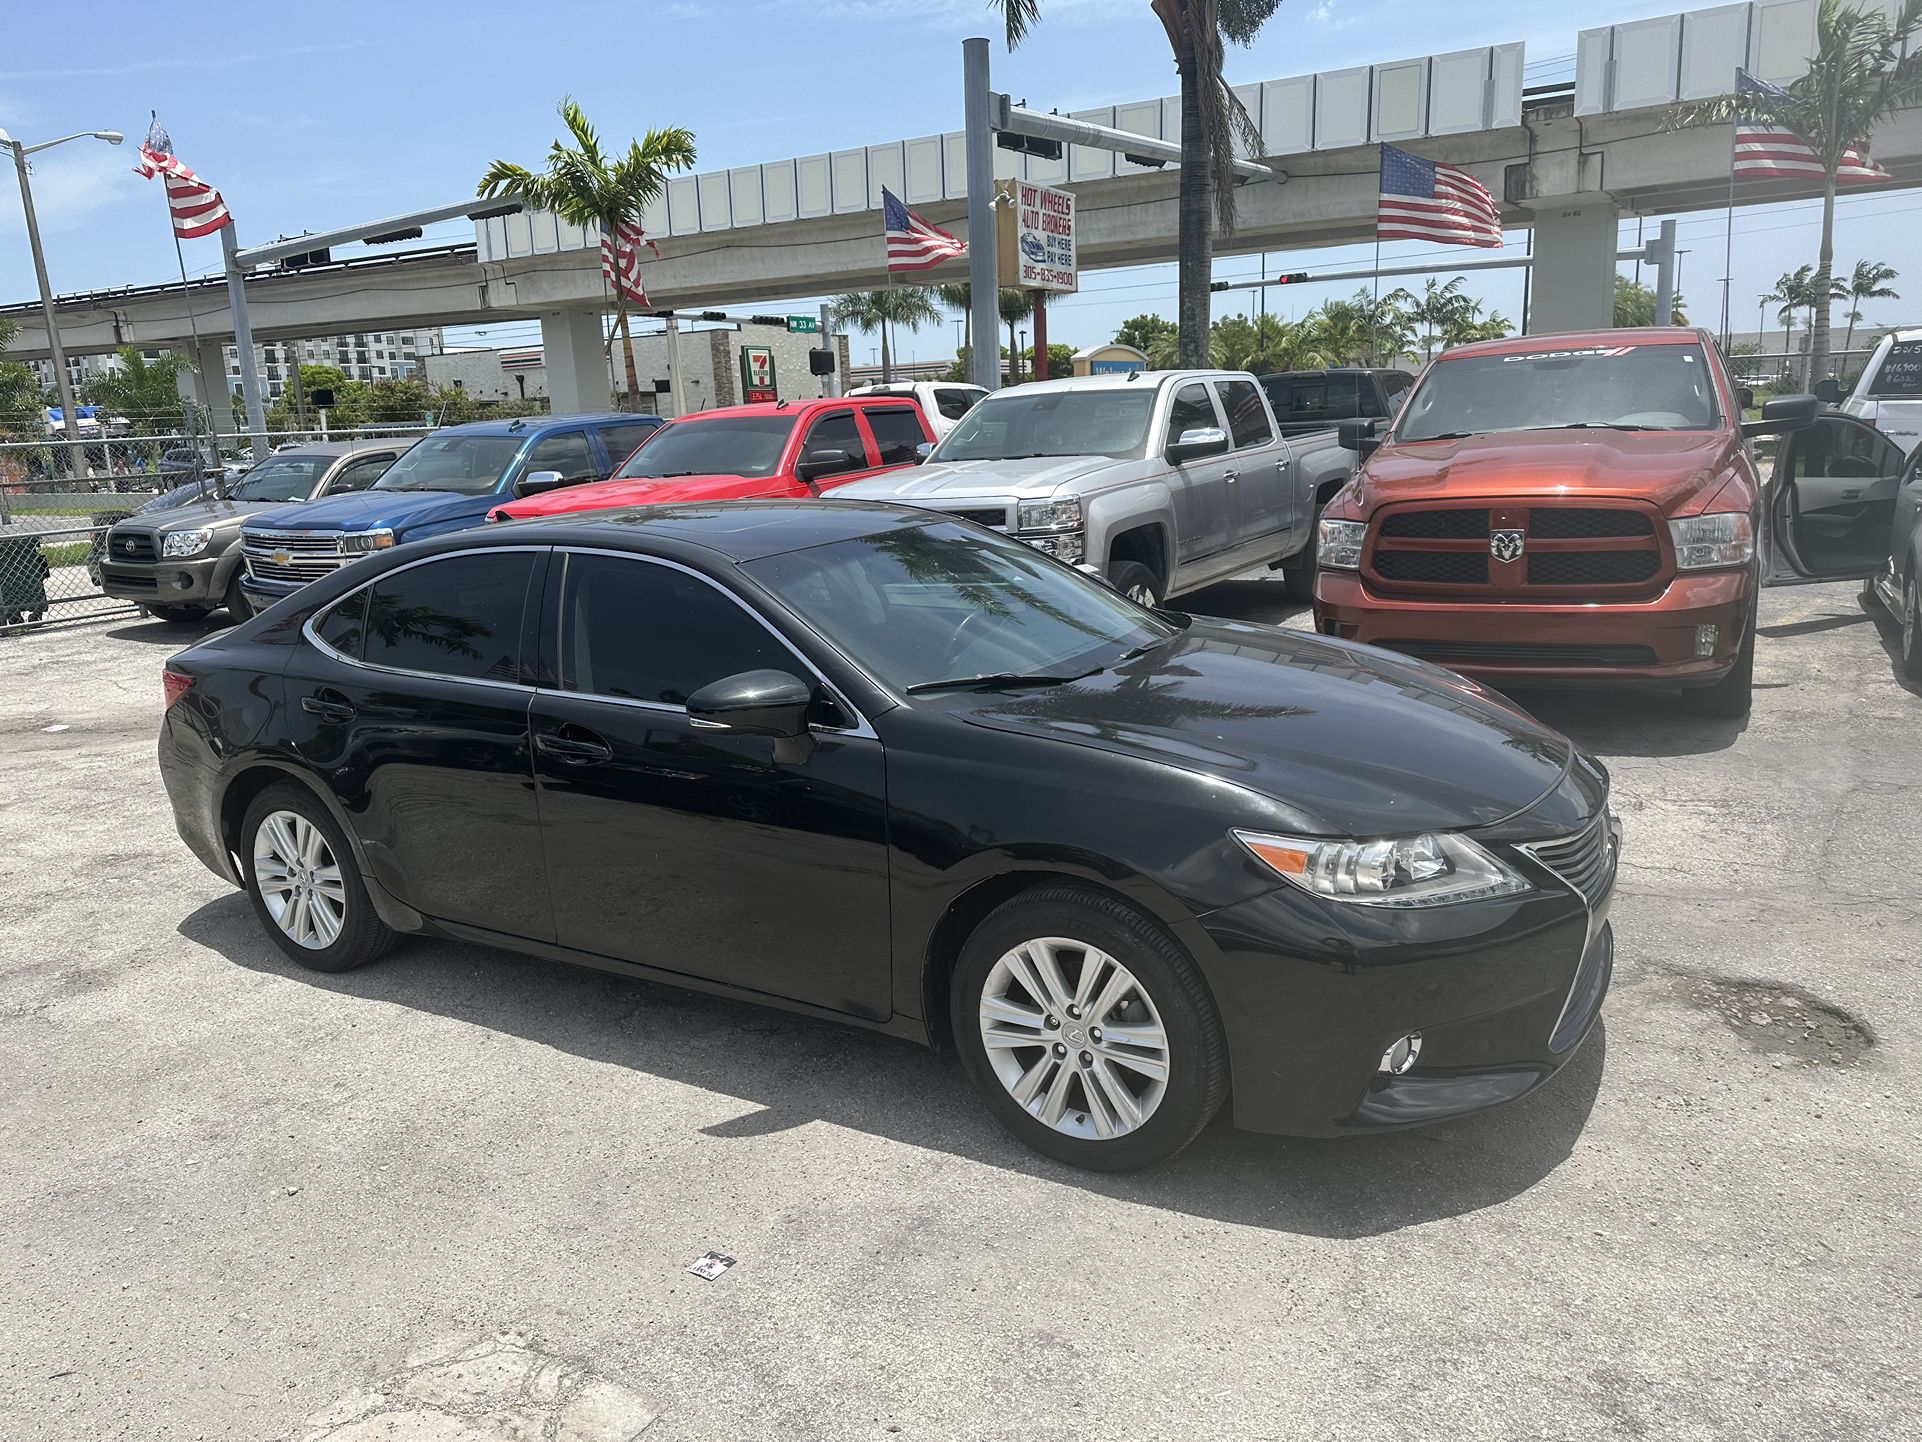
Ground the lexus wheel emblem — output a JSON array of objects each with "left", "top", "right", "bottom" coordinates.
[{"left": 1490, "top": 529, "right": 1526, "bottom": 563}]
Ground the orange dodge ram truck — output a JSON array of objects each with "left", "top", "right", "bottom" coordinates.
[{"left": 1312, "top": 327, "right": 1815, "bottom": 717}]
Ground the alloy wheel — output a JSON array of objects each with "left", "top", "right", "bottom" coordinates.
[
  {"left": 977, "top": 936, "right": 1171, "bottom": 1140},
  {"left": 252, "top": 809, "right": 347, "bottom": 950},
  {"left": 1126, "top": 582, "right": 1157, "bottom": 607}
]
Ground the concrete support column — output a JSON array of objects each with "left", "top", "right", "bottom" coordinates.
[
  {"left": 1526, "top": 196, "right": 1618, "bottom": 335},
  {"left": 540, "top": 309, "right": 611, "bottom": 415},
  {"left": 184, "top": 339, "right": 227, "bottom": 438}
]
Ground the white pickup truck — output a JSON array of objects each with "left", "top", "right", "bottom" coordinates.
[{"left": 835, "top": 370, "right": 1355, "bottom": 606}]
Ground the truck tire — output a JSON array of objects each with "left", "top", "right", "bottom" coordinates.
[
  {"left": 1282, "top": 509, "right": 1321, "bottom": 603},
  {"left": 1108, "top": 560, "right": 1163, "bottom": 609},
  {"left": 144, "top": 603, "right": 210, "bottom": 624},
  {"left": 224, "top": 572, "right": 253, "bottom": 624},
  {"left": 1901, "top": 574, "right": 1921, "bottom": 683},
  {"left": 1681, "top": 617, "right": 1755, "bottom": 718}
]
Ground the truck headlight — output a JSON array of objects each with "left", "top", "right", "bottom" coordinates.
[
  {"left": 1233, "top": 829, "right": 1530, "bottom": 907},
  {"left": 336, "top": 528, "right": 396, "bottom": 556},
  {"left": 1669, "top": 512, "right": 1753, "bottom": 570},
  {"left": 1317, "top": 518, "right": 1367, "bottom": 569},
  {"left": 1016, "top": 497, "right": 1082, "bottom": 534},
  {"left": 162, "top": 528, "right": 214, "bottom": 558}
]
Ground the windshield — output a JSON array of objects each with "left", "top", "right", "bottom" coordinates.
[
  {"left": 1396, "top": 343, "right": 1724, "bottom": 440},
  {"left": 743, "top": 521, "right": 1172, "bottom": 693},
  {"left": 1867, "top": 339, "right": 1922, "bottom": 398},
  {"left": 373, "top": 435, "right": 525, "bottom": 495},
  {"left": 227, "top": 455, "right": 332, "bottom": 502},
  {"left": 932, "top": 388, "right": 1156, "bottom": 462},
  {"left": 614, "top": 415, "right": 796, "bottom": 480}
]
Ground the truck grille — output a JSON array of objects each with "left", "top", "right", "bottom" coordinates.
[
  {"left": 1520, "top": 814, "right": 1617, "bottom": 904},
  {"left": 107, "top": 528, "right": 157, "bottom": 563},
  {"left": 938, "top": 506, "right": 1012, "bottom": 530},
  {"left": 1366, "top": 500, "right": 1668, "bottom": 600},
  {"left": 243, "top": 529, "right": 343, "bottom": 584}
]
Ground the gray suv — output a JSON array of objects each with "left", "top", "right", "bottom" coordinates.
[{"left": 102, "top": 439, "right": 407, "bottom": 623}]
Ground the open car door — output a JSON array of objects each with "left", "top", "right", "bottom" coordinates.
[{"left": 1767, "top": 412, "right": 1902, "bottom": 587}]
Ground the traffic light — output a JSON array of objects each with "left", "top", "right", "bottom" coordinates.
[
  {"left": 996, "top": 131, "right": 1063, "bottom": 161},
  {"left": 808, "top": 349, "right": 837, "bottom": 377},
  {"left": 1274, "top": 272, "right": 1311, "bottom": 284}
]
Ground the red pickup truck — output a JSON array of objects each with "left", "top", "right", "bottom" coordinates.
[
  {"left": 1313, "top": 328, "right": 1815, "bottom": 717},
  {"left": 491, "top": 395, "right": 935, "bottom": 522}
]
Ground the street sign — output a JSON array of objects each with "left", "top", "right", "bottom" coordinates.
[
  {"left": 740, "top": 345, "right": 777, "bottom": 402},
  {"left": 997, "top": 180, "right": 1077, "bottom": 294},
  {"left": 788, "top": 315, "right": 819, "bottom": 333}
]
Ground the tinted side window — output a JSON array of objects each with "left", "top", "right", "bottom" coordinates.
[
  {"left": 1325, "top": 374, "right": 1362, "bottom": 421},
  {"left": 1166, "top": 383, "right": 1218, "bottom": 446},
  {"left": 363, "top": 552, "right": 536, "bottom": 681},
  {"left": 864, "top": 407, "right": 928, "bottom": 466},
  {"left": 936, "top": 387, "right": 984, "bottom": 421},
  {"left": 594, "top": 423, "right": 657, "bottom": 472},
  {"left": 315, "top": 588, "right": 368, "bottom": 660},
  {"left": 1791, "top": 415, "right": 1906, "bottom": 480},
  {"left": 1281, "top": 377, "right": 1326, "bottom": 421},
  {"left": 329, "top": 454, "right": 395, "bottom": 494},
  {"left": 1217, "top": 379, "right": 1273, "bottom": 449},
  {"left": 561, "top": 553, "right": 791, "bottom": 705},
  {"left": 523, "top": 431, "right": 597, "bottom": 486},
  {"left": 801, "top": 412, "right": 868, "bottom": 477}
]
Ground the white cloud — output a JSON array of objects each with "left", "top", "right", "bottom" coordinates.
[{"left": 0, "top": 144, "right": 145, "bottom": 238}]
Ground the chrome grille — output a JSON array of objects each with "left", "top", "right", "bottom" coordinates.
[
  {"left": 243, "top": 528, "right": 344, "bottom": 584},
  {"left": 1521, "top": 815, "right": 1617, "bottom": 903}
]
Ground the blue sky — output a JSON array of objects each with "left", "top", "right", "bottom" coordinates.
[{"left": 2, "top": 0, "right": 1914, "bottom": 362}]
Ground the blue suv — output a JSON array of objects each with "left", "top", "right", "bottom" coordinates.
[{"left": 238, "top": 413, "right": 662, "bottom": 606}]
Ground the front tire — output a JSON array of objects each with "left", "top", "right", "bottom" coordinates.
[
  {"left": 241, "top": 783, "right": 397, "bottom": 973},
  {"left": 224, "top": 571, "right": 253, "bottom": 623},
  {"left": 1107, "top": 559, "right": 1163, "bottom": 609},
  {"left": 951, "top": 886, "right": 1228, "bottom": 1171},
  {"left": 1901, "top": 573, "right": 1921, "bottom": 683},
  {"left": 1281, "top": 503, "right": 1322, "bottom": 603}
]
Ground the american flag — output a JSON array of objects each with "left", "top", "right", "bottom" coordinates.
[
  {"left": 882, "top": 187, "right": 966, "bottom": 272},
  {"left": 600, "top": 218, "right": 657, "bottom": 306},
  {"left": 1377, "top": 143, "right": 1502, "bottom": 248},
  {"left": 133, "top": 117, "right": 231, "bottom": 241},
  {"left": 1733, "top": 69, "right": 1890, "bottom": 184}
]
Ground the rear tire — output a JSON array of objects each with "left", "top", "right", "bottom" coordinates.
[
  {"left": 951, "top": 885, "right": 1228, "bottom": 1171},
  {"left": 241, "top": 783, "right": 398, "bottom": 973},
  {"left": 1681, "top": 612, "right": 1755, "bottom": 718},
  {"left": 1108, "top": 560, "right": 1163, "bottom": 609}
]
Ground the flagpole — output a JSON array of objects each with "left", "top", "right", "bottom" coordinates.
[{"left": 152, "top": 114, "right": 218, "bottom": 493}]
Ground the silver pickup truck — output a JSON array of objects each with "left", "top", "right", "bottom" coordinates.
[{"left": 834, "top": 369, "right": 1353, "bottom": 606}]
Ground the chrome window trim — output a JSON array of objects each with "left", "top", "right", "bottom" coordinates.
[
  {"left": 300, "top": 545, "right": 550, "bottom": 694},
  {"left": 552, "top": 547, "right": 879, "bottom": 741}
]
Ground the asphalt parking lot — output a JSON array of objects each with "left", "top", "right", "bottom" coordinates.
[{"left": 2, "top": 576, "right": 1917, "bottom": 1442}]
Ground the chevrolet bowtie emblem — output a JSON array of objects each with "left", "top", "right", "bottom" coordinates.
[{"left": 271, "top": 550, "right": 293, "bottom": 566}]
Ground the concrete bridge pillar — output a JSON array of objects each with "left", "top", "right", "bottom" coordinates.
[
  {"left": 1526, "top": 196, "right": 1618, "bottom": 336},
  {"left": 541, "top": 309, "right": 611, "bottom": 415},
  {"left": 182, "top": 340, "right": 228, "bottom": 430}
]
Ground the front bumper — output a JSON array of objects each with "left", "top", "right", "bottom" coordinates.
[
  {"left": 1313, "top": 567, "right": 1754, "bottom": 688},
  {"left": 239, "top": 569, "right": 311, "bottom": 604},
  {"left": 101, "top": 554, "right": 223, "bottom": 605},
  {"left": 1196, "top": 835, "right": 1614, "bottom": 1137}
]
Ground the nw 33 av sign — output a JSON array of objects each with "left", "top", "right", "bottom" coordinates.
[{"left": 1005, "top": 181, "right": 1077, "bottom": 293}]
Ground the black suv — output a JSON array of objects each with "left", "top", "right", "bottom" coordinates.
[{"left": 1258, "top": 367, "right": 1415, "bottom": 438}]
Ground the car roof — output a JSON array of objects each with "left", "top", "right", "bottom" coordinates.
[
  {"left": 429, "top": 413, "right": 639, "bottom": 437},
  {"left": 1436, "top": 327, "right": 1712, "bottom": 360},
  {"left": 984, "top": 371, "right": 1234, "bottom": 397},
  {"left": 268, "top": 438, "right": 410, "bottom": 458},
  {"left": 665, "top": 397, "right": 920, "bottom": 423},
  {"left": 483, "top": 498, "right": 941, "bottom": 561}
]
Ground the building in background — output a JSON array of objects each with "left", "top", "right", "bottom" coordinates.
[
  {"left": 426, "top": 325, "right": 849, "bottom": 414},
  {"left": 29, "top": 329, "right": 446, "bottom": 404}
]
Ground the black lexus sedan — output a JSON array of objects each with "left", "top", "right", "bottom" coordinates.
[{"left": 159, "top": 500, "right": 1618, "bottom": 1171}]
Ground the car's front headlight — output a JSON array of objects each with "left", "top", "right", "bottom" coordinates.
[
  {"left": 162, "top": 528, "right": 214, "bottom": 558},
  {"left": 1016, "top": 497, "right": 1082, "bottom": 534},
  {"left": 1669, "top": 512, "right": 1753, "bottom": 570},
  {"left": 1233, "top": 829, "right": 1530, "bottom": 907},
  {"left": 336, "top": 528, "right": 395, "bottom": 556},
  {"left": 1317, "top": 518, "right": 1367, "bottom": 570}
]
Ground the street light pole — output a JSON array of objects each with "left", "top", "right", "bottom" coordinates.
[{"left": 0, "top": 128, "right": 122, "bottom": 483}]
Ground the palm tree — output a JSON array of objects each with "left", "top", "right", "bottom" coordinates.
[
  {"left": 829, "top": 288, "right": 943, "bottom": 382},
  {"left": 1843, "top": 259, "right": 1900, "bottom": 353},
  {"left": 478, "top": 99, "right": 696, "bottom": 409},
  {"left": 994, "top": 0, "right": 1285, "bottom": 368},
  {"left": 1395, "top": 277, "right": 1475, "bottom": 362},
  {"left": 81, "top": 347, "right": 193, "bottom": 434},
  {"left": 997, "top": 288, "right": 1036, "bottom": 385},
  {"left": 936, "top": 282, "right": 974, "bottom": 359},
  {"left": 1672, "top": 1, "right": 1922, "bottom": 388}
]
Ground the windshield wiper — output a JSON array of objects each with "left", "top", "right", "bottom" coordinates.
[
  {"left": 1407, "top": 431, "right": 1477, "bottom": 441},
  {"left": 906, "top": 666, "right": 1100, "bottom": 695},
  {"left": 1520, "top": 422, "right": 1663, "bottom": 433}
]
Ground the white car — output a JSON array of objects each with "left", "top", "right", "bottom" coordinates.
[
  {"left": 1839, "top": 327, "right": 1922, "bottom": 456},
  {"left": 846, "top": 380, "right": 987, "bottom": 438}
]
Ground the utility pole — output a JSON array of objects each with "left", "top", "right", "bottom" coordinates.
[
  {"left": 222, "top": 225, "right": 269, "bottom": 456},
  {"left": 289, "top": 344, "right": 309, "bottom": 433},
  {"left": 963, "top": 38, "right": 1000, "bottom": 392}
]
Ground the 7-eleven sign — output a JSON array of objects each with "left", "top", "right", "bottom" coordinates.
[{"left": 740, "top": 345, "right": 776, "bottom": 401}]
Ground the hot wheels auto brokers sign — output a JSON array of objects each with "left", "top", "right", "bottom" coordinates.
[{"left": 1013, "top": 181, "right": 1076, "bottom": 293}]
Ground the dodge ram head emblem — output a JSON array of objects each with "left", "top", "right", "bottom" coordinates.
[{"left": 1490, "top": 529, "right": 1526, "bottom": 563}]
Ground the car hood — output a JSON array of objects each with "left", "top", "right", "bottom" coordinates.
[
  {"left": 139, "top": 496, "right": 295, "bottom": 533},
  {"left": 497, "top": 472, "right": 790, "bottom": 520},
  {"left": 243, "top": 488, "right": 483, "bottom": 534},
  {"left": 943, "top": 618, "right": 1577, "bottom": 836},
  {"left": 838, "top": 454, "right": 1121, "bottom": 502},
  {"left": 1360, "top": 429, "right": 1738, "bottom": 514}
]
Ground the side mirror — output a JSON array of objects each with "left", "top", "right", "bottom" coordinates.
[
  {"left": 1736, "top": 386, "right": 1755, "bottom": 411},
  {"left": 915, "top": 441, "right": 935, "bottom": 463},
  {"left": 514, "top": 469, "right": 566, "bottom": 498},
  {"left": 1814, "top": 377, "right": 1843, "bottom": 405},
  {"left": 1740, "top": 394, "right": 1819, "bottom": 438},
  {"left": 1166, "top": 426, "right": 1230, "bottom": 463},
  {"left": 686, "top": 669, "right": 814, "bottom": 739},
  {"left": 1338, "top": 417, "right": 1383, "bottom": 458},
  {"left": 795, "top": 448, "right": 855, "bottom": 483}
]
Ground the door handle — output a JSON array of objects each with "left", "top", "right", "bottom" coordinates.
[
  {"left": 536, "top": 729, "right": 613, "bottom": 765},
  {"left": 1223, "top": 469, "right": 1239, "bottom": 482},
  {"left": 300, "top": 694, "right": 356, "bottom": 725}
]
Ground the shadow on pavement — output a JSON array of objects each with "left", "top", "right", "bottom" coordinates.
[
  {"left": 1500, "top": 688, "right": 1748, "bottom": 758},
  {"left": 103, "top": 615, "right": 232, "bottom": 645},
  {"left": 180, "top": 891, "right": 1604, "bottom": 1240},
  {"left": 1860, "top": 594, "right": 1921, "bottom": 696},
  {"left": 1180, "top": 577, "right": 1311, "bottom": 629}
]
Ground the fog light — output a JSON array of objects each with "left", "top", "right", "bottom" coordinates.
[
  {"left": 176, "top": 573, "right": 196, "bottom": 589},
  {"left": 1379, "top": 1032, "right": 1423, "bottom": 1075},
  {"left": 1693, "top": 624, "right": 1719, "bottom": 659}
]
